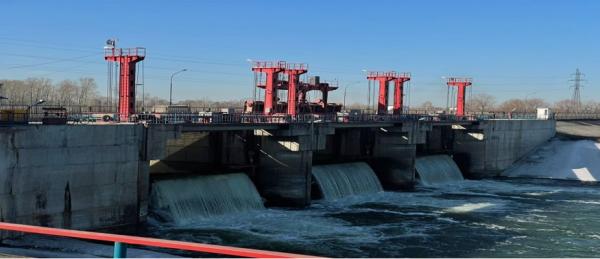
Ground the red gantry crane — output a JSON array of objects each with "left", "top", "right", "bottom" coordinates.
[
  {"left": 446, "top": 77, "right": 473, "bottom": 117},
  {"left": 367, "top": 71, "right": 396, "bottom": 115},
  {"left": 104, "top": 41, "right": 145, "bottom": 122},
  {"left": 251, "top": 61, "right": 286, "bottom": 115}
]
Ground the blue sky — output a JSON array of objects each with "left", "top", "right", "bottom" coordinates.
[{"left": 0, "top": 0, "right": 598, "bottom": 106}]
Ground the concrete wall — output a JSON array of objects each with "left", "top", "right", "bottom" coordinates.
[
  {"left": 0, "top": 125, "right": 147, "bottom": 230},
  {"left": 453, "top": 119, "right": 556, "bottom": 178},
  {"left": 149, "top": 130, "right": 252, "bottom": 174}
]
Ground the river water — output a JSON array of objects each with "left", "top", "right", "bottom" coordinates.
[{"left": 143, "top": 177, "right": 600, "bottom": 257}]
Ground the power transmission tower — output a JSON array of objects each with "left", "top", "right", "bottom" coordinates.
[{"left": 569, "top": 68, "right": 585, "bottom": 113}]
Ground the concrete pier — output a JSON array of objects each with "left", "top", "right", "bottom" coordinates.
[{"left": 453, "top": 119, "right": 556, "bottom": 178}]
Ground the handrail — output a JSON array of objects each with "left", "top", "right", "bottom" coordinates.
[{"left": 0, "top": 222, "right": 317, "bottom": 258}]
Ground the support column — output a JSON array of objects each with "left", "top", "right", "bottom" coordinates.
[
  {"left": 256, "top": 135, "right": 313, "bottom": 206},
  {"left": 371, "top": 129, "right": 416, "bottom": 190}
]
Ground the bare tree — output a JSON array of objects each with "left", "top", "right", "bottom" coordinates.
[{"left": 468, "top": 93, "right": 496, "bottom": 114}]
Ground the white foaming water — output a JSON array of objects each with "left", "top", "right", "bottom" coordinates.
[
  {"left": 415, "top": 155, "right": 464, "bottom": 186},
  {"left": 504, "top": 140, "right": 600, "bottom": 182},
  {"left": 312, "top": 162, "right": 383, "bottom": 200},
  {"left": 150, "top": 173, "right": 264, "bottom": 224}
]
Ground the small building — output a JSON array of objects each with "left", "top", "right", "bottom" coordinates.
[{"left": 537, "top": 108, "right": 551, "bottom": 120}]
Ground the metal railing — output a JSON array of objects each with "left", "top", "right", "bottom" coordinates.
[
  {"left": 0, "top": 222, "right": 315, "bottom": 258},
  {"left": 130, "top": 112, "right": 478, "bottom": 125},
  {"left": 104, "top": 47, "right": 146, "bottom": 58}
]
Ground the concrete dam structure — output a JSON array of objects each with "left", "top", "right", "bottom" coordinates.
[{"left": 0, "top": 118, "right": 556, "bottom": 230}]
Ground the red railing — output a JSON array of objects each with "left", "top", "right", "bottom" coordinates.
[{"left": 0, "top": 222, "right": 316, "bottom": 258}]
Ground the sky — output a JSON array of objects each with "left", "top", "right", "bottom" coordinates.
[{"left": 0, "top": 0, "right": 598, "bottom": 107}]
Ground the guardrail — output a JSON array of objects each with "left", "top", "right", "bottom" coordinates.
[
  {"left": 0, "top": 222, "right": 316, "bottom": 258},
  {"left": 130, "top": 112, "right": 478, "bottom": 125}
]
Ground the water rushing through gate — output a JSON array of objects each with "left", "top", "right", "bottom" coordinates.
[
  {"left": 415, "top": 155, "right": 464, "bottom": 185},
  {"left": 312, "top": 162, "right": 383, "bottom": 200},
  {"left": 150, "top": 173, "right": 264, "bottom": 224}
]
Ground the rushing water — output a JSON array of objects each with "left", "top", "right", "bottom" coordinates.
[
  {"left": 150, "top": 173, "right": 264, "bottom": 224},
  {"left": 142, "top": 177, "right": 600, "bottom": 257},
  {"left": 312, "top": 162, "right": 384, "bottom": 200},
  {"left": 416, "top": 155, "right": 465, "bottom": 186}
]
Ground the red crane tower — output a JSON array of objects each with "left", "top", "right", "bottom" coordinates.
[
  {"left": 105, "top": 47, "right": 145, "bottom": 121},
  {"left": 446, "top": 77, "right": 472, "bottom": 116},
  {"left": 282, "top": 63, "right": 308, "bottom": 116},
  {"left": 252, "top": 61, "right": 286, "bottom": 115},
  {"left": 392, "top": 73, "right": 411, "bottom": 115},
  {"left": 367, "top": 71, "right": 396, "bottom": 115}
]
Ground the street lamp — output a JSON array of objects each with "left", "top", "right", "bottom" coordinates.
[
  {"left": 27, "top": 99, "right": 45, "bottom": 121},
  {"left": 169, "top": 69, "right": 187, "bottom": 106}
]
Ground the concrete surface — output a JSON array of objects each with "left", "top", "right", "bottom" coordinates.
[
  {"left": 0, "top": 125, "right": 148, "bottom": 230},
  {"left": 453, "top": 119, "right": 556, "bottom": 178}
]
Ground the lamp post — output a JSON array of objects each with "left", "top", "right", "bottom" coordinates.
[
  {"left": 27, "top": 99, "right": 45, "bottom": 122},
  {"left": 169, "top": 69, "right": 187, "bottom": 106},
  {"left": 0, "top": 83, "right": 4, "bottom": 106}
]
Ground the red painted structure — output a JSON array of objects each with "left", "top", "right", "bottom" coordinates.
[
  {"left": 446, "top": 77, "right": 473, "bottom": 116},
  {"left": 392, "top": 73, "right": 411, "bottom": 115},
  {"left": 0, "top": 222, "right": 316, "bottom": 258},
  {"left": 252, "top": 61, "right": 286, "bottom": 115},
  {"left": 105, "top": 48, "right": 145, "bottom": 121},
  {"left": 248, "top": 61, "right": 341, "bottom": 115},
  {"left": 367, "top": 71, "right": 396, "bottom": 115},
  {"left": 282, "top": 63, "right": 308, "bottom": 115}
]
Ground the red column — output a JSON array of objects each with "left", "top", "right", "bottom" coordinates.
[
  {"left": 284, "top": 69, "right": 307, "bottom": 115},
  {"left": 377, "top": 78, "right": 389, "bottom": 115},
  {"left": 118, "top": 60, "right": 131, "bottom": 121},
  {"left": 393, "top": 78, "right": 409, "bottom": 115},
  {"left": 264, "top": 71, "right": 278, "bottom": 115},
  {"left": 456, "top": 84, "right": 466, "bottom": 116}
]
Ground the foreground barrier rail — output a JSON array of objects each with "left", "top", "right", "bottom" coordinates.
[{"left": 0, "top": 222, "right": 317, "bottom": 258}]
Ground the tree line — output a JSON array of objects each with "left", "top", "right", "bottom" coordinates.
[
  {"left": 1, "top": 77, "right": 597, "bottom": 114},
  {"left": 415, "top": 93, "right": 600, "bottom": 114},
  {"left": 0, "top": 77, "right": 245, "bottom": 111}
]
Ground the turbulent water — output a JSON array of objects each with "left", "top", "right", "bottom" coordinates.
[
  {"left": 143, "top": 178, "right": 600, "bottom": 257},
  {"left": 416, "top": 155, "right": 465, "bottom": 185},
  {"left": 150, "top": 173, "right": 264, "bottom": 225},
  {"left": 312, "top": 162, "right": 383, "bottom": 200}
]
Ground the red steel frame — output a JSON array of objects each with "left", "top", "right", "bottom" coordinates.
[
  {"left": 252, "top": 61, "right": 286, "bottom": 115},
  {"left": 392, "top": 73, "right": 411, "bottom": 115},
  {"left": 367, "top": 71, "right": 396, "bottom": 115},
  {"left": 105, "top": 48, "right": 145, "bottom": 122},
  {"left": 283, "top": 63, "right": 308, "bottom": 116},
  {"left": 447, "top": 77, "right": 473, "bottom": 116},
  {"left": 0, "top": 222, "right": 316, "bottom": 258}
]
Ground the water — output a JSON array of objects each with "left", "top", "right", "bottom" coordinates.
[
  {"left": 144, "top": 178, "right": 600, "bottom": 257},
  {"left": 150, "top": 173, "right": 264, "bottom": 225},
  {"left": 415, "top": 155, "right": 464, "bottom": 185},
  {"left": 312, "top": 162, "right": 383, "bottom": 200}
]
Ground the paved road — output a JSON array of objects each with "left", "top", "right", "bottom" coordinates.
[{"left": 556, "top": 120, "right": 600, "bottom": 141}]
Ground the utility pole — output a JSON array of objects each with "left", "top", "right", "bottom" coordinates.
[{"left": 570, "top": 68, "right": 585, "bottom": 113}]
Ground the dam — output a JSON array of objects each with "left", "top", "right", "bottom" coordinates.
[{"left": 0, "top": 116, "right": 556, "bottom": 232}]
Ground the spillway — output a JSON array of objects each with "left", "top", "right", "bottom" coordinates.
[
  {"left": 150, "top": 173, "right": 264, "bottom": 224},
  {"left": 312, "top": 162, "right": 383, "bottom": 200},
  {"left": 415, "top": 155, "right": 464, "bottom": 186}
]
